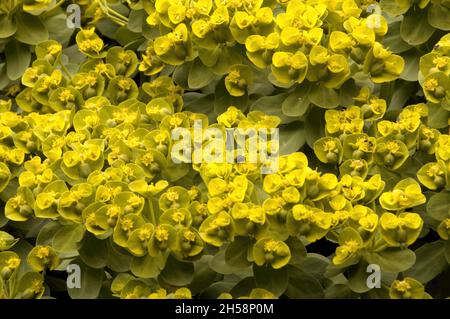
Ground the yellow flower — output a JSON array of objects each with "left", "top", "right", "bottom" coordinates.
[
  {"left": 58, "top": 89, "right": 74, "bottom": 103},
  {"left": 155, "top": 227, "right": 169, "bottom": 242},
  {"left": 437, "top": 219, "right": 450, "bottom": 240},
  {"left": 35, "top": 246, "right": 50, "bottom": 259},
  {"left": 390, "top": 278, "right": 431, "bottom": 299},
  {"left": 332, "top": 227, "right": 362, "bottom": 266},
  {"left": 6, "top": 256, "right": 21, "bottom": 269},
  {"left": 271, "top": 51, "right": 308, "bottom": 84},
  {"left": 380, "top": 212, "right": 423, "bottom": 246}
]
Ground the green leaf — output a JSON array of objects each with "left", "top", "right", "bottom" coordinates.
[
  {"left": 43, "top": 12, "right": 74, "bottom": 45},
  {"left": 52, "top": 224, "right": 85, "bottom": 254},
  {"left": 298, "top": 253, "right": 330, "bottom": 281},
  {"left": 106, "top": 241, "right": 132, "bottom": 273},
  {"left": 305, "top": 107, "right": 326, "bottom": 148},
  {"left": 68, "top": 260, "right": 104, "bottom": 299},
  {"left": 400, "top": 8, "right": 435, "bottom": 45},
  {"left": 188, "top": 256, "right": 218, "bottom": 295},
  {"left": 405, "top": 241, "right": 447, "bottom": 283},
  {"left": 198, "top": 281, "right": 235, "bottom": 298},
  {"left": 380, "top": 0, "right": 410, "bottom": 16},
  {"left": 427, "top": 103, "right": 450, "bottom": 129},
  {"left": 127, "top": 9, "right": 145, "bottom": 33},
  {"left": 286, "top": 237, "right": 307, "bottom": 266},
  {"left": 253, "top": 265, "right": 288, "bottom": 297},
  {"left": 279, "top": 121, "right": 306, "bottom": 155},
  {"left": 63, "top": 44, "right": 87, "bottom": 64},
  {"left": 114, "top": 26, "right": 142, "bottom": 47},
  {"left": 427, "top": 191, "right": 450, "bottom": 221},
  {"left": 339, "top": 80, "right": 359, "bottom": 107},
  {"left": 5, "top": 39, "right": 31, "bottom": 80},
  {"left": 160, "top": 255, "right": 194, "bottom": 286},
  {"left": 172, "top": 62, "right": 191, "bottom": 89},
  {"left": 210, "top": 46, "right": 243, "bottom": 75},
  {"left": 209, "top": 246, "right": 252, "bottom": 276},
  {"left": 36, "top": 221, "right": 61, "bottom": 246},
  {"left": 96, "top": 19, "right": 120, "bottom": 39},
  {"left": 131, "top": 254, "right": 164, "bottom": 278},
  {"left": 347, "top": 261, "right": 372, "bottom": 293},
  {"left": 183, "top": 93, "right": 216, "bottom": 123},
  {"left": 249, "top": 93, "right": 288, "bottom": 121},
  {"left": 364, "top": 248, "right": 416, "bottom": 273},
  {"left": 78, "top": 234, "right": 108, "bottom": 269},
  {"left": 325, "top": 284, "right": 357, "bottom": 298},
  {"left": 13, "top": 11, "right": 48, "bottom": 45},
  {"left": 248, "top": 80, "right": 275, "bottom": 96},
  {"left": 399, "top": 50, "right": 420, "bottom": 82},
  {"left": 285, "top": 265, "right": 324, "bottom": 298},
  {"left": 428, "top": 4, "right": 450, "bottom": 31},
  {"left": 388, "top": 81, "right": 417, "bottom": 110},
  {"left": 281, "top": 86, "right": 310, "bottom": 117},
  {"left": 382, "top": 21, "right": 412, "bottom": 54},
  {"left": 229, "top": 277, "right": 257, "bottom": 297},
  {"left": 188, "top": 58, "right": 216, "bottom": 89},
  {"left": 309, "top": 85, "right": 339, "bottom": 109},
  {"left": 0, "top": 14, "right": 17, "bottom": 38},
  {"left": 225, "top": 237, "right": 252, "bottom": 268},
  {"left": 20, "top": 219, "right": 48, "bottom": 239}
]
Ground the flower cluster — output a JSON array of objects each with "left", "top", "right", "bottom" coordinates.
[
  {"left": 420, "top": 34, "right": 450, "bottom": 132},
  {"left": 134, "top": 0, "right": 404, "bottom": 97}
]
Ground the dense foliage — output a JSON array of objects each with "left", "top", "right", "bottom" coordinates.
[{"left": 0, "top": 0, "right": 449, "bottom": 299}]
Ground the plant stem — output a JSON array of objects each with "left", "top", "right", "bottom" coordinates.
[
  {"left": 96, "top": 0, "right": 128, "bottom": 26},
  {"left": 148, "top": 197, "right": 157, "bottom": 226},
  {"left": 59, "top": 62, "right": 73, "bottom": 81}
]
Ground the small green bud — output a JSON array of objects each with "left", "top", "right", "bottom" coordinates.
[
  {"left": 107, "top": 217, "right": 117, "bottom": 227},
  {"left": 80, "top": 162, "right": 91, "bottom": 177},
  {"left": 434, "top": 176, "right": 445, "bottom": 188},
  {"left": 19, "top": 205, "right": 33, "bottom": 216},
  {"left": 326, "top": 152, "right": 338, "bottom": 163},
  {"left": 26, "top": 141, "right": 37, "bottom": 152},
  {"left": 395, "top": 228, "right": 407, "bottom": 244},
  {"left": 156, "top": 144, "right": 168, "bottom": 154},
  {"left": 149, "top": 163, "right": 160, "bottom": 174},
  {"left": 115, "top": 63, "right": 127, "bottom": 75},
  {"left": 307, "top": 185, "right": 319, "bottom": 198},
  {"left": 264, "top": 253, "right": 275, "bottom": 263},
  {"left": 352, "top": 150, "right": 364, "bottom": 159},
  {"left": 370, "top": 61, "right": 385, "bottom": 76},
  {"left": 434, "top": 86, "right": 446, "bottom": 98},
  {"left": 85, "top": 87, "right": 97, "bottom": 99},
  {"left": 193, "top": 215, "right": 204, "bottom": 226},
  {"left": 217, "top": 229, "right": 227, "bottom": 240},
  {"left": 419, "top": 139, "right": 432, "bottom": 151},
  {"left": 181, "top": 241, "right": 191, "bottom": 251},
  {"left": 245, "top": 221, "right": 256, "bottom": 234},
  {"left": 1, "top": 267, "right": 12, "bottom": 280},
  {"left": 384, "top": 153, "right": 395, "bottom": 166}
]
